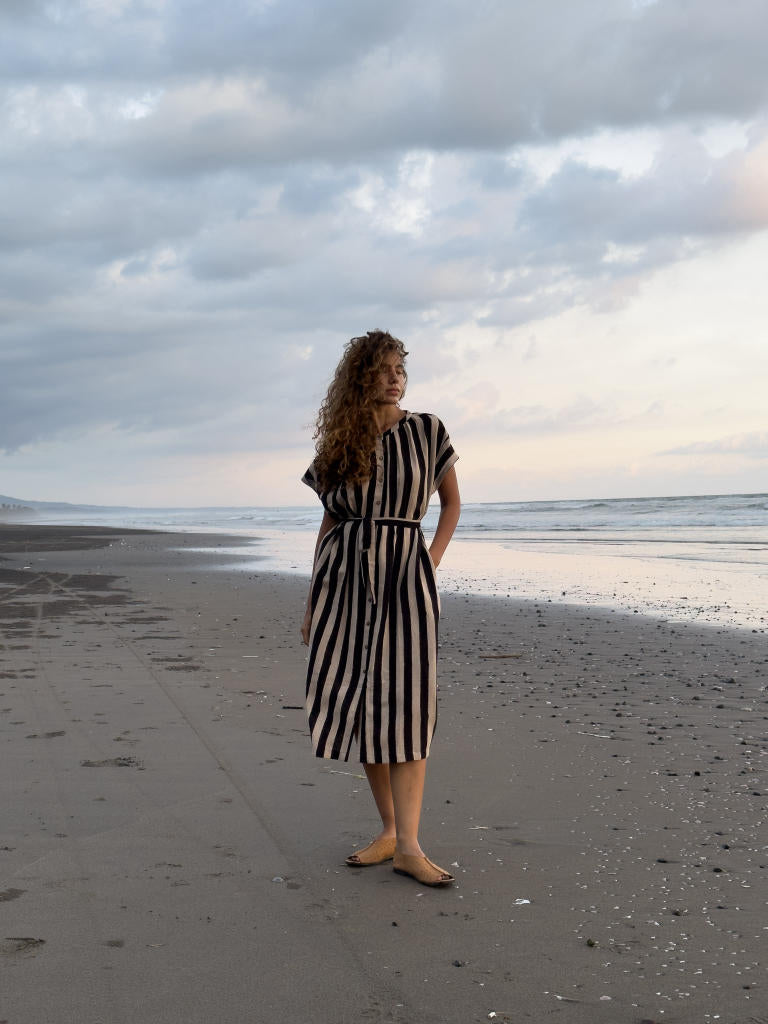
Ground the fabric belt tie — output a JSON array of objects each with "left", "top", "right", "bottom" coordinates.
[{"left": 346, "top": 516, "right": 421, "bottom": 604}]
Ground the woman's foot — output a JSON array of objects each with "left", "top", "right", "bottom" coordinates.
[
  {"left": 393, "top": 851, "right": 454, "bottom": 886},
  {"left": 345, "top": 835, "right": 397, "bottom": 866}
]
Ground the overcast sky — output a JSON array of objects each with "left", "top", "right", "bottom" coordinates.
[{"left": 1, "top": 0, "right": 767, "bottom": 507}]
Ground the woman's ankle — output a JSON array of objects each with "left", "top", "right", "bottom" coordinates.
[{"left": 395, "top": 837, "right": 424, "bottom": 857}]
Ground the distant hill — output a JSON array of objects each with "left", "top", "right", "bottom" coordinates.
[
  {"left": 0, "top": 495, "right": 35, "bottom": 515},
  {"left": 0, "top": 501, "right": 33, "bottom": 513},
  {"left": 0, "top": 493, "right": 128, "bottom": 512}
]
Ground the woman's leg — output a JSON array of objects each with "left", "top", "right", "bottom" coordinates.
[
  {"left": 389, "top": 760, "right": 453, "bottom": 884},
  {"left": 347, "top": 761, "right": 423, "bottom": 852},
  {"left": 359, "top": 759, "right": 429, "bottom": 855},
  {"left": 348, "top": 762, "right": 423, "bottom": 855},
  {"left": 345, "top": 763, "right": 397, "bottom": 864},
  {"left": 352, "top": 759, "right": 452, "bottom": 881},
  {"left": 362, "top": 763, "right": 396, "bottom": 838},
  {"left": 389, "top": 759, "right": 426, "bottom": 856}
]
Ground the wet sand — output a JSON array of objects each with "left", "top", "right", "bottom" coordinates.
[{"left": 0, "top": 524, "right": 765, "bottom": 1024}]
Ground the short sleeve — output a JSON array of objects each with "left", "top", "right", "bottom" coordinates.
[
  {"left": 433, "top": 418, "right": 459, "bottom": 492},
  {"left": 302, "top": 461, "right": 322, "bottom": 496}
]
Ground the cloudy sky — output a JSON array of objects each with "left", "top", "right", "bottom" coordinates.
[{"left": 1, "top": 0, "right": 767, "bottom": 507}]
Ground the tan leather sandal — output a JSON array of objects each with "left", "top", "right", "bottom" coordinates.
[
  {"left": 345, "top": 836, "right": 397, "bottom": 866},
  {"left": 393, "top": 852, "right": 454, "bottom": 886}
]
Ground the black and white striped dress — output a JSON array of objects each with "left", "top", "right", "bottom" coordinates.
[{"left": 302, "top": 412, "right": 458, "bottom": 763}]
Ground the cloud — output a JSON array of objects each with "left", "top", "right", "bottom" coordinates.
[
  {"left": 519, "top": 127, "right": 768, "bottom": 250},
  {"left": 3, "top": 118, "right": 764, "bottom": 456},
  {"left": 1, "top": 0, "right": 767, "bottom": 504},
  {"left": 3, "top": 1, "right": 768, "bottom": 156},
  {"left": 0, "top": 307, "right": 321, "bottom": 454},
  {"left": 443, "top": 387, "right": 614, "bottom": 437},
  {"left": 661, "top": 432, "right": 768, "bottom": 458}
]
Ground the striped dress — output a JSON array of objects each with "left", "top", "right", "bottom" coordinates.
[{"left": 302, "top": 411, "right": 458, "bottom": 763}]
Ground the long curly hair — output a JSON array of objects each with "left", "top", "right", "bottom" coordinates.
[{"left": 313, "top": 330, "right": 408, "bottom": 489}]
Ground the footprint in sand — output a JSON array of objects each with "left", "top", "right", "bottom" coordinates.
[{"left": 0, "top": 889, "right": 26, "bottom": 903}]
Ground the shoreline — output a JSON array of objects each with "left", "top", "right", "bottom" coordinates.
[
  {"left": 1, "top": 524, "right": 766, "bottom": 1023},
  {"left": 4, "top": 513, "right": 767, "bottom": 634},
  {"left": 4, "top": 519, "right": 764, "bottom": 638}
]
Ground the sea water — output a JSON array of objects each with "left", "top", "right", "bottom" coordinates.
[{"left": 13, "top": 493, "right": 768, "bottom": 631}]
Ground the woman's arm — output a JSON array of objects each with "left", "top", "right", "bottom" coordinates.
[
  {"left": 429, "top": 466, "right": 461, "bottom": 568},
  {"left": 300, "top": 509, "right": 338, "bottom": 645}
]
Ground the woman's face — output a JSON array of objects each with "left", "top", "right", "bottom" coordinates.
[{"left": 374, "top": 352, "right": 406, "bottom": 406}]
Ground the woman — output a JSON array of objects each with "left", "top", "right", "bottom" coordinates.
[{"left": 300, "top": 330, "right": 461, "bottom": 887}]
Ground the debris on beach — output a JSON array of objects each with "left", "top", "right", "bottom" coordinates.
[
  {"left": 80, "top": 756, "right": 143, "bottom": 768},
  {"left": 2, "top": 937, "right": 46, "bottom": 954}
]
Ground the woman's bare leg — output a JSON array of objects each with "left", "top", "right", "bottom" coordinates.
[
  {"left": 362, "top": 763, "right": 396, "bottom": 838},
  {"left": 353, "top": 759, "right": 451, "bottom": 881},
  {"left": 389, "top": 759, "right": 453, "bottom": 883},
  {"left": 360, "top": 760, "right": 428, "bottom": 855},
  {"left": 389, "top": 759, "right": 427, "bottom": 857},
  {"left": 345, "top": 764, "right": 397, "bottom": 863}
]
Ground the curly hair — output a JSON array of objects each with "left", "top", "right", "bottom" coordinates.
[{"left": 312, "top": 330, "right": 408, "bottom": 489}]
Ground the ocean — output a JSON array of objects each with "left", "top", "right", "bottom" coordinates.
[{"left": 7, "top": 492, "right": 767, "bottom": 631}]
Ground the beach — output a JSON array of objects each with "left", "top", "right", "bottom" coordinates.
[{"left": 1, "top": 524, "right": 766, "bottom": 1024}]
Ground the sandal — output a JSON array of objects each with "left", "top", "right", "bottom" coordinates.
[
  {"left": 345, "top": 836, "right": 397, "bottom": 866},
  {"left": 393, "top": 852, "right": 454, "bottom": 886}
]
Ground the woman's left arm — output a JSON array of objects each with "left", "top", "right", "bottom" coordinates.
[{"left": 429, "top": 466, "right": 461, "bottom": 568}]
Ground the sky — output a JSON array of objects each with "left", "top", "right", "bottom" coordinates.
[{"left": 1, "top": 0, "right": 767, "bottom": 507}]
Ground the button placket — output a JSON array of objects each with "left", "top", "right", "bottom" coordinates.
[{"left": 361, "top": 436, "right": 385, "bottom": 664}]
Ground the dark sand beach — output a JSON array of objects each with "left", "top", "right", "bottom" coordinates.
[{"left": 1, "top": 524, "right": 765, "bottom": 1024}]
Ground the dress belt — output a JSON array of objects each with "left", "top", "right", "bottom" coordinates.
[{"left": 343, "top": 516, "right": 421, "bottom": 604}]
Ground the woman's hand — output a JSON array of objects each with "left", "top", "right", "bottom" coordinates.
[{"left": 300, "top": 607, "right": 312, "bottom": 646}]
